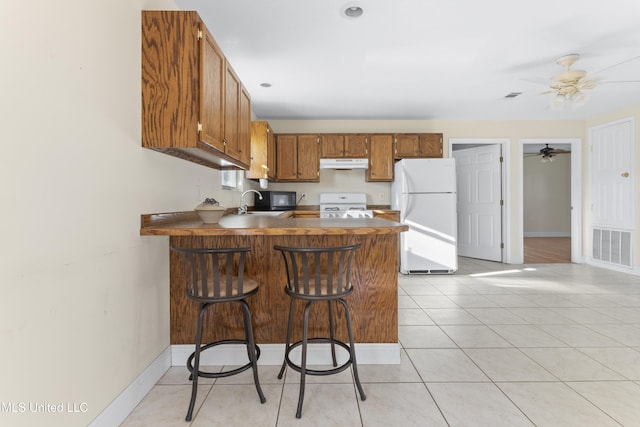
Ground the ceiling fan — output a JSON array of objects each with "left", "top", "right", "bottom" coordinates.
[
  {"left": 542, "top": 54, "right": 595, "bottom": 109},
  {"left": 539, "top": 53, "right": 640, "bottom": 110},
  {"left": 525, "top": 144, "right": 571, "bottom": 163}
]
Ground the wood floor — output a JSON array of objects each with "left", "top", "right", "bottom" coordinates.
[{"left": 523, "top": 237, "right": 571, "bottom": 264}]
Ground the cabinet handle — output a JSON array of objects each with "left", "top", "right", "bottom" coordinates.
[{"left": 622, "top": 172, "right": 630, "bottom": 177}]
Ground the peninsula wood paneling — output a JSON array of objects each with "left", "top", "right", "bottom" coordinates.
[{"left": 169, "top": 233, "right": 399, "bottom": 345}]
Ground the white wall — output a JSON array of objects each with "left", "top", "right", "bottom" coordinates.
[{"left": 0, "top": 1, "right": 247, "bottom": 425}]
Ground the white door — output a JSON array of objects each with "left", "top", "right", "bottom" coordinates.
[
  {"left": 589, "top": 119, "right": 635, "bottom": 268},
  {"left": 590, "top": 119, "right": 634, "bottom": 229},
  {"left": 453, "top": 144, "right": 503, "bottom": 262}
]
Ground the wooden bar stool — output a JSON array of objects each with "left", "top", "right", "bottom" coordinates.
[
  {"left": 171, "top": 246, "right": 266, "bottom": 422},
  {"left": 274, "top": 243, "right": 366, "bottom": 418}
]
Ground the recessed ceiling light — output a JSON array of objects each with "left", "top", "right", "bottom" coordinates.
[
  {"left": 344, "top": 6, "right": 363, "bottom": 18},
  {"left": 260, "top": 82, "right": 272, "bottom": 88}
]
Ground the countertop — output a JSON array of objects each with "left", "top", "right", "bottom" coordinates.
[{"left": 140, "top": 211, "right": 407, "bottom": 236}]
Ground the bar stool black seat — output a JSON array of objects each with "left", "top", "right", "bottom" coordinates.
[
  {"left": 274, "top": 243, "right": 366, "bottom": 418},
  {"left": 171, "top": 246, "right": 266, "bottom": 421}
]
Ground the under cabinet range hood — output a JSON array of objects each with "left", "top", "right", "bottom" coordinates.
[{"left": 319, "top": 158, "right": 368, "bottom": 170}]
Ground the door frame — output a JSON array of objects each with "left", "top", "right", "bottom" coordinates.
[
  {"left": 519, "top": 139, "right": 582, "bottom": 264},
  {"left": 449, "top": 138, "right": 510, "bottom": 263}
]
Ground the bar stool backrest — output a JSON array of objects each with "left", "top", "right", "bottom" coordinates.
[
  {"left": 274, "top": 244, "right": 360, "bottom": 298},
  {"left": 171, "top": 246, "right": 253, "bottom": 301}
]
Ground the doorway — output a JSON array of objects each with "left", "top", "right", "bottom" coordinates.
[{"left": 520, "top": 139, "right": 582, "bottom": 264}]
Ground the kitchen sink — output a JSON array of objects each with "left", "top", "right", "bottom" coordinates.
[{"left": 244, "top": 211, "right": 287, "bottom": 216}]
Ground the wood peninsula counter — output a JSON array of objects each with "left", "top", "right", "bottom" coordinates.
[{"left": 141, "top": 211, "right": 408, "bottom": 350}]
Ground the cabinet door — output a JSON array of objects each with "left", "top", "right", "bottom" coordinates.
[
  {"left": 238, "top": 87, "right": 251, "bottom": 166},
  {"left": 368, "top": 134, "right": 394, "bottom": 181},
  {"left": 344, "top": 134, "right": 368, "bottom": 157},
  {"left": 199, "top": 23, "right": 225, "bottom": 152},
  {"left": 223, "top": 62, "right": 240, "bottom": 159},
  {"left": 248, "top": 121, "right": 268, "bottom": 179},
  {"left": 297, "top": 135, "right": 320, "bottom": 181},
  {"left": 266, "top": 127, "right": 276, "bottom": 179},
  {"left": 276, "top": 135, "right": 298, "bottom": 180},
  {"left": 394, "top": 134, "right": 419, "bottom": 158},
  {"left": 419, "top": 133, "right": 443, "bottom": 157},
  {"left": 321, "top": 134, "right": 345, "bottom": 158}
]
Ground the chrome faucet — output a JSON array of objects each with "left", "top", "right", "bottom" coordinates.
[{"left": 238, "top": 190, "right": 263, "bottom": 215}]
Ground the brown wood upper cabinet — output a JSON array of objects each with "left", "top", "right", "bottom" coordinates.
[
  {"left": 238, "top": 86, "right": 251, "bottom": 166},
  {"left": 141, "top": 11, "right": 250, "bottom": 169},
  {"left": 276, "top": 135, "right": 320, "bottom": 182},
  {"left": 368, "top": 134, "right": 394, "bottom": 182},
  {"left": 266, "top": 125, "right": 276, "bottom": 180},
  {"left": 394, "top": 133, "right": 443, "bottom": 158},
  {"left": 247, "top": 121, "right": 275, "bottom": 179},
  {"left": 320, "top": 134, "right": 368, "bottom": 158}
]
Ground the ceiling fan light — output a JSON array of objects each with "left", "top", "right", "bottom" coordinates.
[
  {"left": 540, "top": 153, "right": 555, "bottom": 163},
  {"left": 550, "top": 94, "right": 566, "bottom": 110},
  {"left": 571, "top": 91, "right": 588, "bottom": 108}
]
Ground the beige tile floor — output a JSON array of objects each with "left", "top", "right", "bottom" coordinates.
[{"left": 121, "top": 258, "right": 640, "bottom": 426}]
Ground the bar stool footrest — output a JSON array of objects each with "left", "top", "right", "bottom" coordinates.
[
  {"left": 187, "top": 339, "right": 261, "bottom": 379},
  {"left": 284, "top": 337, "right": 352, "bottom": 376}
]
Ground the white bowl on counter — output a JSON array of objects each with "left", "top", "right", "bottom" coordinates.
[{"left": 195, "top": 199, "right": 226, "bottom": 223}]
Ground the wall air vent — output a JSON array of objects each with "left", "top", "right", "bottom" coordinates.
[
  {"left": 592, "top": 227, "right": 632, "bottom": 268},
  {"left": 504, "top": 92, "right": 522, "bottom": 98}
]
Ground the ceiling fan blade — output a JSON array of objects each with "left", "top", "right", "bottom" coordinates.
[
  {"left": 590, "top": 55, "right": 640, "bottom": 77},
  {"left": 577, "top": 78, "right": 597, "bottom": 90},
  {"left": 598, "top": 80, "right": 640, "bottom": 84}
]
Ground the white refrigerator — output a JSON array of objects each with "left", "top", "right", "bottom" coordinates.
[{"left": 391, "top": 158, "right": 458, "bottom": 274}]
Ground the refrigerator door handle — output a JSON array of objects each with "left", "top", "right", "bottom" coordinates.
[
  {"left": 401, "top": 163, "right": 409, "bottom": 194},
  {"left": 401, "top": 193, "right": 409, "bottom": 222},
  {"left": 399, "top": 164, "right": 410, "bottom": 222}
]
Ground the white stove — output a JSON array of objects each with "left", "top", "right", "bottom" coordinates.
[{"left": 319, "top": 193, "right": 374, "bottom": 219}]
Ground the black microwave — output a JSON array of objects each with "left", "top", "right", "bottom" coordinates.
[{"left": 254, "top": 191, "right": 297, "bottom": 211}]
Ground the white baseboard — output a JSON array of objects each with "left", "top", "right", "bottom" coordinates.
[
  {"left": 586, "top": 258, "right": 640, "bottom": 276},
  {"left": 523, "top": 232, "right": 571, "bottom": 237},
  {"left": 88, "top": 346, "right": 171, "bottom": 427},
  {"left": 171, "top": 343, "right": 401, "bottom": 366}
]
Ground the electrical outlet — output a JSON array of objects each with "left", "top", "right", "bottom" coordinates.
[
  {"left": 378, "top": 192, "right": 385, "bottom": 200},
  {"left": 301, "top": 193, "right": 306, "bottom": 200}
]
